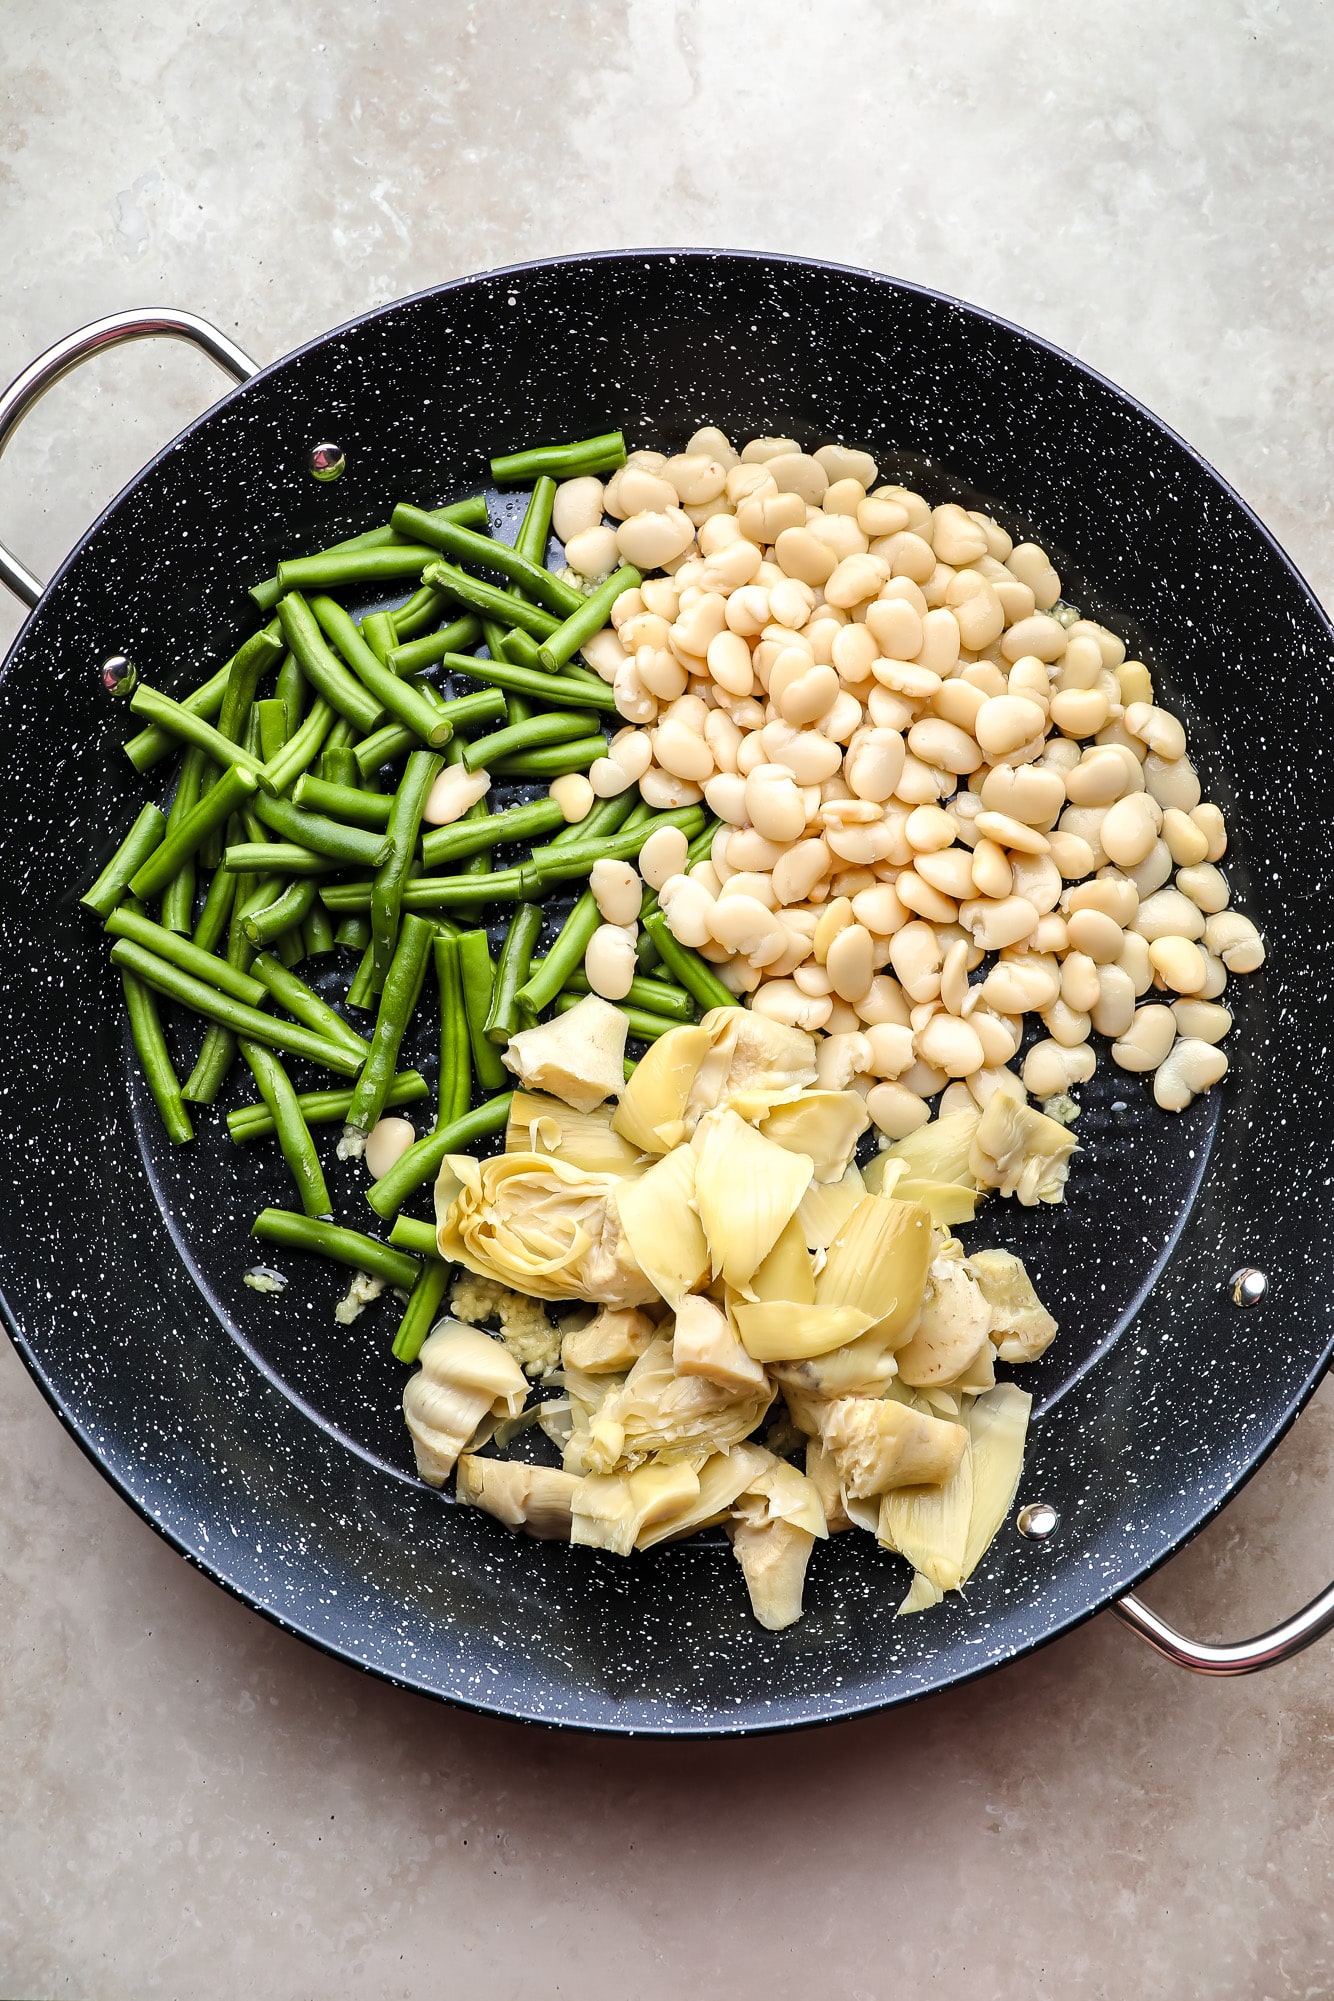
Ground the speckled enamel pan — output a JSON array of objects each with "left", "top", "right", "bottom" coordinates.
[{"left": 1, "top": 251, "right": 1331, "bottom": 1735}]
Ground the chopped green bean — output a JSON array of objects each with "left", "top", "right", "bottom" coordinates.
[
  {"left": 386, "top": 615, "right": 483, "bottom": 676},
  {"left": 276, "top": 593, "right": 385, "bottom": 735},
  {"left": 121, "top": 969, "right": 193, "bottom": 1143},
  {"left": 183, "top": 1024, "right": 238, "bottom": 1105},
  {"left": 361, "top": 610, "right": 398, "bottom": 666},
  {"left": 423, "top": 562, "right": 561, "bottom": 639},
  {"left": 560, "top": 968, "right": 697, "bottom": 1020},
  {"left": 105, "top": 907, "right": 268, "bottom": 1005},
  {"left": 157, "top": 748, "right": 205, "bottom": 934},
  {"left": 275, "top": 652, "right": 307, "bottom": 736},
  {"left": 641, "top": 911, "right": 740, "bottom": 1013},
  {"left": 431, "top": 651, "right": 619, "bottom": 713},
  {"left": 390, "top": 584, "right": 450, "bottom": 642},
  {"left": 391, "top": 505, "right": 584, "bottom": 617},
  {"left": 346, "top": 912, "right": 436, "bottom": 1140},
  {"left": 485, "top": 903, "right": 543, "bottom": 1045},
  {"left": 461, "top": 711, "right": 595, "bottom": 773},
  {"left": 251, "top": 1209, "right": 419, "bottom": 1288},
  {"left": 121, "top": 623, "right": 282, "bottom": 773},
  {"left": 392, "top": 1259, "right": 452, "bottom": 1363},
  {"left": 420, "top": 796, "right": 564, "bottom": 872},
  {"left": 251, "top": 790, "right": 393, "bottom": 868},
  {"left": 128, "top": 766, "right": 259, "bottom": 900},
  {"left": 221, "top": 842, "right": 333, "bottom": 876},
  {"left": 514, "top": 475, "right": 557, "bottom": 568},
  {"left": 546, "top": 791, "right": 637, "bottom": 848},
  {"left": 368, "top": 750, "right": 441, "bottom": 990},
  {"left": 490, "top": 432, "right": 626, "bottom": 484},
  {"left": 492, "top": 735, "right": 607, "bottom": 778},
  {"left": 276, "top": 545, "right": 438, "bottom": 593},
  {"left": 310, "top": 595, "right": 452, "bottom": 747},
  {"left": 302, "top": 903, "right": 335, "bottom": 957},
  {"left": 514, "top": 889, "right": 599, "bottom": 1020},
  {"left": 109, "top": 940, "right": 364, "bottom": 1075},
  {"left": 537, "top": 566, "right": 641, "bottom": 672},
  {"left": 346, "top": 938, "right": 378, "bottom": 1012},
  {"left": 318, "top": 745, "right": 361, "bottom": 789},
  {"left": 352, "top": 689, "right": 506, "bottom": 777},
  {"left": 255, "top": 696, "right": 289, "bottom": 765},
  {"left": 388, "top": 1214, "right": 439, "bottom": 1257},
  {"left": 530, "top": 805, "right": 705, "bottom": 886},
  {"left": 500, "top": 627, "right": 545, "bottom": 671},
  {"left": 456, "top": 929, "right": 510, "bottom": 1092},
  {"left": 128, "top": 686, "right": 275, "bottom": 792},
  {"left": 242, "top": 877, "right": 317, "bottom": 947},
  {"left": 218, "top": 627, "right": 286, "bottom": 745},
  {"left": 239, "top": 1041, "right": 332, "bottom": 1219},
  {"left": 248, "top": 952, "right": 371, "bottom": 1063},
  {"left": 293, "top": 776, "right": 393, "bottom": 830},
  {"left": 261, "top": 697, "right": 335, "bottom": 796},
  {"left": 192, "top": 863, "right": 237, "bottom": 955},
  {"left": 365, "top": 1091, "right": 513, "bottom": 1220},
  {"left": 333, "top": 912, "right": 372, "bottom": 952},
  {"left": 250, "top": 499, "right": 490, "bottom": 611},
  {"left": 228, "top": 1071, "right": 428, "bottom": 1143},
  {"left": 434, "top": 932, "right": 471, "bottom": 1129},
  {"left": 82, "top": 803, "right": 169, "bottom": 919}
]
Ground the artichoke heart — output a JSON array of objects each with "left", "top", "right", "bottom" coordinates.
[
  {"left": 572, "top": 1460, "right": 702, "bottom": 1556},
  {"left": 613, "top": 1143, "right": 710, "bottom": 1309},
  {"left": 816, "top": 1196, "right": 933, "bottom": 1348},
  {"left": 733, "top": 1300, "right": 874, "bottom": 1363},
  {"left": 877, "top": 1422, "right": 975, "bottom": 1594},
  {"left": 969, "top": 1092, "right": 1077, "bottom": 1206},
  {"left": 561, "top": 1304, "right": 657, "bottom": 1374},
  {"left": 749, "top": 1214, "right": 816, "bottom": 1305},
  {"left": 692, "top": 1107, "right": 813, "bottom": 1294},
  {"left": 898, "top": 1570, "right": 946, "bottom": 1615},
  {"left": 869, "top": 1109, "right": 982, "bottom": 1191},
  {"left": 733, "top": 1449, "right": 828, "bottom": 1540},
  {"left": 402, "top": 1320, "right": 530, "bottom": 1487},
  {"left": 591, "top": 1335, "right": 774, "bottom": 1468},
  {"left": 820, "top": 1394, "right": 967, "bottom": 1499},
  {"left": 895, "top": 1245, "right": 995, "bottom": 1388},
  {"left": 672, "top": 1293, "right": 768, "bottom": 1393},
  {"left": 759, "top": 1089, "right": 869, "bottom": 1184},
  {"left": 506, "top": 1090, "right": 648, "bottom": 1178},
  {"left": 962, "top": 1381, "right": 1032, "bottom": 1580},
  {"left": 502, "top": 993, "right": 627, "bottom": 1113},
  {"left": 797, "top": 1162, "right": 866, "bottom": 1250},
  {"left": 636, "top": 1441, "right": 773, "bottom": 1549},
  {"left": 611, "top": 1022, "right": 714, "bottom": 1154},
  {"left": 455, "top": 1454, "right": 580, "bottom": 1539},
  {"left": 803, "top": 1435, "right": 853, "bottom": 1532},
  {"left": 966, "top": 1247, "right": 1059, "bottom": 1363},
  {"left": 728, "top": 1517, "right": 818, "bottom": 1631},
  {"left": 436, "top": 1150, "right": 656, "bottom": 1307},
  {"left": 686, "top": 1007, "right": 818, "bottom": 1123},
  {"left": 888, "top": 1179, "right": 981, "bottom": 1227}
]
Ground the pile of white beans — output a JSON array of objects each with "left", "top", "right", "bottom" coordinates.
[{"left": 543, "top": 429, "right": 1265, "bottom": 1139}]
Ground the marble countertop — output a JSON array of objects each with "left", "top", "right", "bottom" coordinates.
[{"left": 4, "top": 4, "right": 1333, "bottom": 1994}]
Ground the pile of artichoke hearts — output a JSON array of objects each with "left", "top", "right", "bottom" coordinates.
[{"left": 402, "top": 994, "right": 1065, "bottom": 1628}]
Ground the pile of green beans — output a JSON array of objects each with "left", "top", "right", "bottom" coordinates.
[{"left": 83, "top": 428, "right": 735, "bottom": 1361}]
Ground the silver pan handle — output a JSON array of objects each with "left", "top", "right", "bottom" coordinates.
[
  {"left": 0, "top": 308, "right": 260, "bottom": 609},
  {"left": 1114, "top": 1576, "right": 1334, "bottom": 1675}
]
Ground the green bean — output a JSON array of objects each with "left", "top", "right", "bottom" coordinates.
[
  {"left": 156, "top": 748, "right": 206, "bottom": 934},
  {"left": 684, "top": 819, "right": 718, "bottom": 867},
  {"left": 105, "top": 907, "right": 268, "bottom": 1005},
  {"left": 261, "top": 697, "right": 335, "bottom": 796},
  {"left": 514, "top": 889, "right": 598, "bottom": 1020},
  {"left": 390, "top": 584, "right": 450, "bottom": 642},
  {"left": 559, "top": 662, "right": 620, "bottom": 705},
  {"left": 239, "top": 1041, "right": 332, "bottom": 1218},
  {"left": 192, "top": 863, "right": 237, "bottom": 956},
  {"left": 530, "top": 805, "right": 705, "bottom": 887},
  {"left": 388, "top": 1214, "right": 439, "bottom": 1257},
  {"left": 431, "top": 651, "right": 619, "bottom": 713},
  {"left": 318, "top": 746, "right": 361, "bottom": 789},
  {"left": 127, "top": 686, "right": 275, "bottom": 792},
  {"left": 293, "top": 775, "right": 393, "bottom": 829},
  {"left": 490, "top": 432, "right": 626, "bottom": 484},
  {"left": 371, "top": 750, "right": 442, "bottom": 989},
  {"left": 302, "top": 903, "right": 335, "bottom": 958},
  {"left": 391, "top": 1259, "right": 452, "bottom": 1364},
  {"left": 276, "top": 545, "right": 438, "bottom": 593},
  {"left": 492, "top": 736, "right": 607, "bottom": 778},
  {"left": 352, "top": 690, "right": 506, "bottom": 776},
  {"left": 641, "top": 912, "right": 740, "bottom": 1013},
  {"left": 247, "top": 952, "right": 370, "bottom": 1062},
  {"left": 537, "top": 566, "right": 641, "bottom": 671},
  {"left": 364, "top": 1091, "right": 513, "bottom": 1220},
  {"left": 434, "top": 932, "right": 471, "bottom": 1129},
  {"left": 275, "top": 652, "right": 307, "bottom": 736},
  {"left": 456, "top": 929, "right": 510, "bottom": 1092},
  {"left": 361, "top": 610, "right": 398, "bottom": 665},
  {"left": 423, "top": 562, "right": 560, "bottom": 640},
  {"left": 485, "top": 903, "right": 543, "bottom": 1046},
  {"left": 461, "top": 711, "right": 594, "bottom": 774},
  {"left": 400, "top": 871, "right": 533, "bottom": 910},
  {"left": 255, "top": 696, "right": 289, "bottom": 765},
  {"left": 309, "top": 595, "right": 452, "bottom": 746},
  {"left": 121, "top": 622, "right": 283, "bottom": 772},
  {"left": 242, "top": 877, "right": 317, "bottom": 947},
  {"left": 386, "top": 615, "right": 483, "bottom": 676},
  {"left": 325, "top": 715, "right": 357, "bottom": 751},
  {"left": 547, "top": 790, "right": 637, "bottom": 848},
  {"left": 333, "top": 913, "right": 372, "bottom": 952},
  {"left": 251, "top": 1208, "right": 419, "bottom": 1288},
  {"left": 250, "top": 498, "right": 491, "bottom": 611},
  {"left": 120, "top": 969, "right": 193, "bottom": 1143},
  {"left": 346, "top": 912, "right": 435, "bottom": 1139},
  {"left": 218, "top": 627, "right": 286, "bottom": 745},
  {"left": 252, "top": 790, "right": 393, "bottom": 868},
  {"left": 504, "top": 691, "right": 533, "bottom": 726},
  {"left": 346, "top": 938, "right": 378, "bottom": 1012},
  {"left": 621, "top": 801, "right": 654, "bottom": 832},
  {"left": 82, "top": 804, "right": 169, "bottom": 920},
  {"left": 183, "top": 1023, "right": 238, "bottom": 1105},
  {"left": 276, "top": 593, "right": 385, "bottom": 735},
  {"left": 419, "top": 796, "right": 564, "bottom": 872},
  {"left": 514, "top": 475, "right": 557, "bottom": 568},
  {"left": 276, "top": 927, "right": 305, "bottom": 970},
  {"left": 560, "top": 968, "right": 697, "bottom": 1020},
  {"left": 222, "top": 843, "right": 333, "bottom": 876},
  {"left": 391, "top": 505, "right": 584, "bottom": 618},
  {"left": 228, "top": 1071, "right": 428, "bottom": 1143},
  {"left": 351, "top": 721, "right": 415, "bottom": 771},
  {"left": 128, "top": 766, "right": 259, "bottom": 900},
  {"left": 109, "top": 940, "right": 365, "bottom": 1075}
]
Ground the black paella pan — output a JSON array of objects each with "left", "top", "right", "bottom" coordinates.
[{"left": 2, "top": 250, "right": 1331, "bottom": 1734}]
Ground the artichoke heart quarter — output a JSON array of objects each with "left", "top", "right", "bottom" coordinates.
[
  {"left": 613, "top": 1143, "right": 710, "bottom": 1309},
  {"left": 436, "top": 1150, "right": 656, "bottom": 1307},
  {"left": 759, "top": 1089, "right": 869, "bottom": 1184},
  {"left": 402, "top": 1321, "right": 530, "bottom": 1487},
  {"left": 815, "top": 1195, "right": 933, "bottom": 1347},
  {"left": 502, "top": 993, "right": 627, "bottom": 1113},
  {"left": 691, "top": 1107, "right": 813, "bottom": 1293},
  {"left": 969, "top": 1093, "right": 1077, "bottom": 1206},
  {"left": 506, "top": 1090, "right": 649, "bottom": 1178},
  {"left": 611, "top": 1022, "right": 714, "bottom": 1155}
]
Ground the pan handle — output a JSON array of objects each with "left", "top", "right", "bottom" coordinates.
[
  {"left": 0, "top": 308, "right": 260, "bottom": 609},
  {"left": 1113, "top": 1577, "right": 1334, "bottom": 1675}
]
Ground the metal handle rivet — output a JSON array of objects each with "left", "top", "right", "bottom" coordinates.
[
  {"left": 1229, "top": 1267, "right": 1267, "bottom": 1307},
  {"left": 309, "top": 442, "right": 345, "bottom": 482},
  {"left": 100, "top": 653, "right": 138, "bottom": 699},
  {"left": 1017, "top": 1501, "right": 1060, "bottom": 1540}
]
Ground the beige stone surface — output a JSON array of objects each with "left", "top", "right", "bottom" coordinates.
[{"left": 3, "top": 2, "right": 1334, "bottom": 1995}]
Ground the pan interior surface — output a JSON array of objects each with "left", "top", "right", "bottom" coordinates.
[{"left": 1, "top": 250, "right": 1328, "bottom": 1733}]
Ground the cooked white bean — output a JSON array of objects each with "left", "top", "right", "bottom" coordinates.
[
  {"left": 915, "top": 1012, "right": 986, "bottom": 1076},
  {"left": 1065, "top": 907, "right": 1124, "bottom": 963},
  {"left": 1047, "top": 830, "right": 1097, "bottom": 879},
  {"left": 1148, "top": 935, "right": 1208, "bottom": 993},
  {"left": 1060, "top": 951, "right": 1102, "bottom": 1013},
  {"left": 1022, "top": 1038, "right": 1096, "bottom": 1097},
  {"left": 549, "top": 773, "right": 595, "bottom": 823},
  {"left": 638, "top": 766, "right": 703, "bottom": 810},
  {"left": 973, "top": 809, "right": 1050, "bottom": 856},
  {"left": 616, "top": 508, "right": 696, "bottom": 569},
  {"left": 1203, "top": 910, "right": 1265, "bottom": 972},
  {"left": 1121, "top": 839, "right": 1174, "bottom": 898},
  {"left": 906, "top": 716, "right": 983, "bottom": 774},
  {"left": 1191, "top": 803, "right": 1228, "bottom": 861},
  {"left": 865, "top": 1080, "right": 931, "bottom": 1139},
  {"left": 1143, "top": 751, "right": 1201, "bottom": 813},
  {"left": 652, "top": 719, "right": 715, "bottom": 784},
  {"left": 1153, "top": 1038, "right": 1228, "bottom": 1111},
  {"left": 1123, "top": 702, "right": 1187, "bottom": 762},
  {"left": 1090, "top": 963, "right": 1137, "bottom": 1038},
  {"left": 1099, "top": 791, "right": 1163, "bottom": 868},
  {"left": 590, "top": 859, "right": 642, "bottom": 928},
  {"left": 579, "top": 628, "right": 630, "bottom": 684},
  {"left": 744, "top": 765, "right": 806, "bottom": 843},
  {"left": 584, "top": 924, "right": 638, "bottom": 1000},
  {"left": 980, "top": 762, "right": 1066, "bottom": 827},
  {"left": 749, "top": 980, "right": 833, "bottom": 1031},
  {"left": 1133, "top": 888, "right": 1206, "bottom": 942},
  {"left": 825, "top": 923, "right": 876, "bottom": 1002},
  {"left": 1177, "top": 863, "right": 1230, "bottom": 914},
  {"left": 973, "top": 695, "right": 1047, "bottom": 761},
  {"left": 1111, "top": 1004, "right": 1177, "bottom": 1072},
  {"left": 422, "top": 765, "right": 491, "bottom": 825},
  {"left": 1117, "top": 931, "right": 1154, "bottom": 996},
  {"left": 1006, "top": 542, "right": 1061, "bottom": 609},
  {"left": 565, "top": 524, "right": 619, "bottom": 579},
  {"left": 1171, "top": 999, "right": 1232, "bottom": 1043},
  {"left": 959, "top": 895, "right": 1041, "bottom": 952},
  {"left": 969, "top": 837, "right": 1013, "bottom": 900},
  {"left": 1064, "top": 873, "right": 1138, "bottom": 926},
  {"left": 657, "top": 875, "right": 716, "bottom": 948},
  {"left": 638, "top": 826, "right": 689, "bottom": 891},
  {"left": 663, "top": 453, "right": 729, "bottom": 506},
  {"left": 1162, "top": 807, "right": 1210, "bottom": 867},
  {"left": 1001, "top": 614, "right": 1067, "bottom": 663},
  {"left": 364, "top": 1116, "right": 416, "bottom": 1181},
  {"left": 552, "top": 476, "right": 606, "bottom": 541}
]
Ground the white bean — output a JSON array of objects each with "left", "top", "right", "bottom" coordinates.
[
  {"left": 549, "top": 773, "right": 595, "bottom": 823},
  {"left": 1111, "top": 1004, "right": 1177, "bottom": 1072},
  {"left": 657, "top": 874, "right": 716, "bottom": 948},
  {"left": 639, "top": 826, "right": 689, "bottom": 890},
  {"left": 552, "top": 477, "right": 606, "bottom": 542},
  {"left": 638, "top": 765, "right": 703, "bottom": 810},
  {"left": 1022, "top": 1038, "right": 1096, "bottom": 1096},
  {"left": 422, "top": 765, "right": 491, "bottom": 825},
  {"left": 706, "top": 893, "right": 788, "bottom": 966},
  {"left": 1171, "top": 999, "right": 1232, "bottom": 1043},
  {"left": 364, "top": 1116, "right": 416, "bottom": 1181},
  {"left": 1148, "top": 935, "right": 1208, "bottom": 993},
  {"left": 590, "top": 858, "right": 642, "bottom": 927},
  {"left": 865, "top": 1081, "right": 931, "bottom": 1139},
  {"left": 565, "top": 525, "right": 619, "bottom": 579},
  {"left": 616, "top": 508, "right": 696, "bottom": 569},
  {"left": 1133, "top": 888, "right": 1206, "bottom": 942},
  {"left": 1089, "top": 963, "right": 1137, "bottom": 1038},
  {"left": 1123, "top": 702, "right": 1187, "bottom": 762},
  {"left": 749, "top": 980, "right": 833, "bottom": 1031},
  {"left": 1203, "top": 910, "right": 1265, "bottom": 972},
  {"left": 772, "top": 838, "right": 832, "bottom": 906},
  {"left": 916, "top": 1012, "right": 986, "bottom": 1076},
  {"left": 1006, "top": 543, "right": 1062, "bottom": 609},
  {"left": 584, "top": 924, "right": 638, "bottom": 1000},
  {"left": 1177, "top": 863, "right": 1230, "bottom": 914},
  {"left": 959, "top": 895, "right": 1041, "bottom": 952},
  {"left": 1153, "top": 1038, "right": 1228, "bottom": 1111}
]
